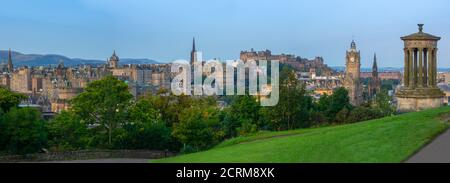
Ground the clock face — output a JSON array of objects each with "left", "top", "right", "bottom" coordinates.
[{"left": 350, "top": 57, "right": 355, "bottom": 62}]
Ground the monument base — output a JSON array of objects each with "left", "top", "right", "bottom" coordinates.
[{"left": 396, "top": 87, "right": 445, "bottom": 113}]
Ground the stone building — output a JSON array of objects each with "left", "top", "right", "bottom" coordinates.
[
  {"left": 108, "top": 50, "right": 120, "bottom": 69},
  {"left": 240, "top": 49, "right": 335, "bottom": 76},
  {"left": 11, "top": 67, "right": 32, "bottom": 93},
  {"left": 360, "top": 71, "right": 402, "bottom": 81},
  {"left": 368, "top": 53, "right": 381, "bottom": 98},
  {"left": 396, "top": 24, "right": 445, "bottom": 112},
  {"left": 343, "top": 40, "right": 363, "bottom": 106}
]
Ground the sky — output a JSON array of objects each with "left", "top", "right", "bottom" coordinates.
[{"left": 0, "top": 0, "right": 449, "bottom": 67}]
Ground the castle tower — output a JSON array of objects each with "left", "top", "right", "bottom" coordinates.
[
  {"left": 344, "top": 40, "right": 363, "bottom": 106},
  {"left": 190, "top": 37, "right": 197, "bottom": 65},
  {"left": 108, "top": 50, "right": 119, "bottom": 69},
  {"left": 7, "top": 49, "right": 13, "bottom": 73},
  {"left": 369, "top": 53, "right": 381, "bottom": 97},
  {"left": 396, "top": 24, "right": 445, "bottom": 112}
]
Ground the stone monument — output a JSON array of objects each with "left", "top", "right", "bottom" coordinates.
[{"left": 396, "top": 24, "right": 445, "bottom": 112}]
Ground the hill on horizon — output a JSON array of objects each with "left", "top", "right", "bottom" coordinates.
[{"left": 0, "top": 50, "right": 159, "bottom": 67}]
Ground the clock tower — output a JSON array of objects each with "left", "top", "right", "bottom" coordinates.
[{"left": 344, "top": 40, "right": 363, "bottom": 106}]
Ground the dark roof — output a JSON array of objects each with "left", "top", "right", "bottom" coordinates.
[{"left": 401, "top": 24, "right": 440, "bottom": 41}]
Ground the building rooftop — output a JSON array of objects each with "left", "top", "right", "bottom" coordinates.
[{"left": 401, "top": 24, "right": 441, "bottom": 41}]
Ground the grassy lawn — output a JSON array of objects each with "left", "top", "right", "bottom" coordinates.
[{"left": 153, "top": 106, "right": 450, "bottom": 163}]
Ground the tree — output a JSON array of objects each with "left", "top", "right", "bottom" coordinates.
[
  {"left": 264, "top": 66, "right": 313, "bottom": 130},
  {"left": 373, "top": 89, "right": 394, "bottom": 116},
  {"left": 114, "top": 98, "right": 175, "bottom": 150},
  {"left": 46, "top": 111, "right": 90, "bottom": 151},
  {"left": 172, "top": 106, "right": 224, "bottom": 152},
  {"left": 223, "top": 95, "right": 261, "bottom": 136},
  {"left": 0, "top": 87, "right": 27, "bottom": 113},
  {"left": 326, "top": 87, "right": 352, "bottom": 122},
  {"left": 0, "top": 108, "right": 47, "bottom": 154},
  {"left": 70, "top": 76, "right": 133, "bottom": 146},
  {"left": 146, "top": 88, "right": 194, "bottom": 127}
]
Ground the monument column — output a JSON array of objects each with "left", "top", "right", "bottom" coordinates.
[
  {"left": 423, "top": 48, "right": 428, "bottom": 87},
  {"left": 418, "top": 48, "right": 423, "bottom": 87},
  {"left": 404, "top": 48, "right": 409, "bottom": 87},
  {"left": 427, "top": 48, "right": 433, "bottom": 87},
  {"left": 408, "top": 48, "right": 415, "bottom": 88},
  {"left": 432, "top": 48, "right": 438, "bottom": 87}
]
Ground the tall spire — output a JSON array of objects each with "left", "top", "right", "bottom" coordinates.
[
  {"left": 7, "top": 48, "right": 13, "bottom": 72},
  {"left": 373, "top": 53, "right": 377, "bottom": 68},
  {"left": 372, "top": 53, "right": 378, "bottom": 77},
  {"left": 192, "top": 37, "right": 196, "bottom": 52}
]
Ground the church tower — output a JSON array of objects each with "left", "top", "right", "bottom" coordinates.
[
  {"left": 7, "top": 49, "right": 13, "bottom": 73},
  {"left": 344, "top": 40, "right": 363, "bottom": 106},
  {"left": 108, "top": 50, "right": 119, "bottom": 69}
]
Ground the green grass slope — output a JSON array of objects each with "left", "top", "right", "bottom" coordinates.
[{"left": 153, "top": 107, "right": 450, "bottom": 163}]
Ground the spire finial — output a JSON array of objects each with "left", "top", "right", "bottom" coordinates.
[{"left": 418, "top": 24, "right": 424, "bottom": 33}]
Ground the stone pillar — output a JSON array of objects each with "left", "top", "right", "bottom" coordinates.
[
  {"left": 423, "top": 48, "right": 428, "bottom": 87},
  {"left": 408, "top": 48, "right": 415, "bottom": 88},
  {"left": 404, "top": 49, "right": 409, "bottom": 87},
  {"left": 418, "top": 48, "right": 423, "bottom": 87},
  {"left": 427, "top": 48, "right": 433, "bottom": 87},
  {"left": 413, "top": 48, "right": 418, "bottom": 87},
  {"left": 433, "top": 48, "right": 438, "bottom": 87}
]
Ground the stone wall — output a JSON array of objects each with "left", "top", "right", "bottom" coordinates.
[{"left": 0, "top": 150, "right": 175, "bottom": 162}]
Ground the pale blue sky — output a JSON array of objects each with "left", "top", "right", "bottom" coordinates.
[{"left": 0, "top": 0, "right": 449, "bottom": 67}]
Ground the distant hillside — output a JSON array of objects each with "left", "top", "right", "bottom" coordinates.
[{"left": 0, "top": 50, "right": 159, "bottom": 67}]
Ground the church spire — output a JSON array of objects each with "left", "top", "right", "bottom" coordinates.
[
  {"left": 192, "top": 37, "right": 196, "bottom": 52},
  {"left": 7, "top": 48, "right": 13, "bottom": 72},
  {"left": 372, "top": 53, "right": 378, "bottom": 78},
  {"left": 373, "top": 53, "right": 378, "bottom": 69},
  {"left": 190, "top": 37, "right": 198, "bottom": 65}
]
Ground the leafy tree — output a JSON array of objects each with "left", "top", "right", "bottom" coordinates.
[
  {"left": 113, "top": 99, "right": 175, "bottom": 150},
  {"left": 0, "top": 108, "right": 47, "bottom": 154},
  {"left": 70, "top": 76, "right": 133, "bottom": 146},
  {"left": 223, "top": 95, "right": 261, "bottom": 136},
  {"left": 326, "top": 87, "right": 352, "bottom": 122},
  {"left": 172, "top": 106, "right": 224, "bottom": 152},
  {"left": 46, "top": 111, "right": 90, "bottom": 151},
  {"left": 264, "top": 66, "right": 313, "bottom": 130},
  {"left": 0, "top": 87, "right": 27, "bottom": 113},
  {"left": 146, "top": 88, "right": 193, "bottom": 127},
  {"left": 373, "top": 89, "right": 395, "bottom": 116},
  {"left": 316, "top": 93, "right": 331, "bottom": 112}
]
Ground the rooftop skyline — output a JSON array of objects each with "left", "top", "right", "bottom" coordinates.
[{"left": 0, "top": 0, "right": 449, "bottom": 67}]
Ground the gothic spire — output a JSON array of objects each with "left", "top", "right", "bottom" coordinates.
[
  {"left": 373, "top": 53, "right": 378, "bottom": 69},
  {"left": 7, "top": 48, "right": 13, "bottom": 72},
  {"left": 192, "top": 37, "right": 196, "bottom": 52}
]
